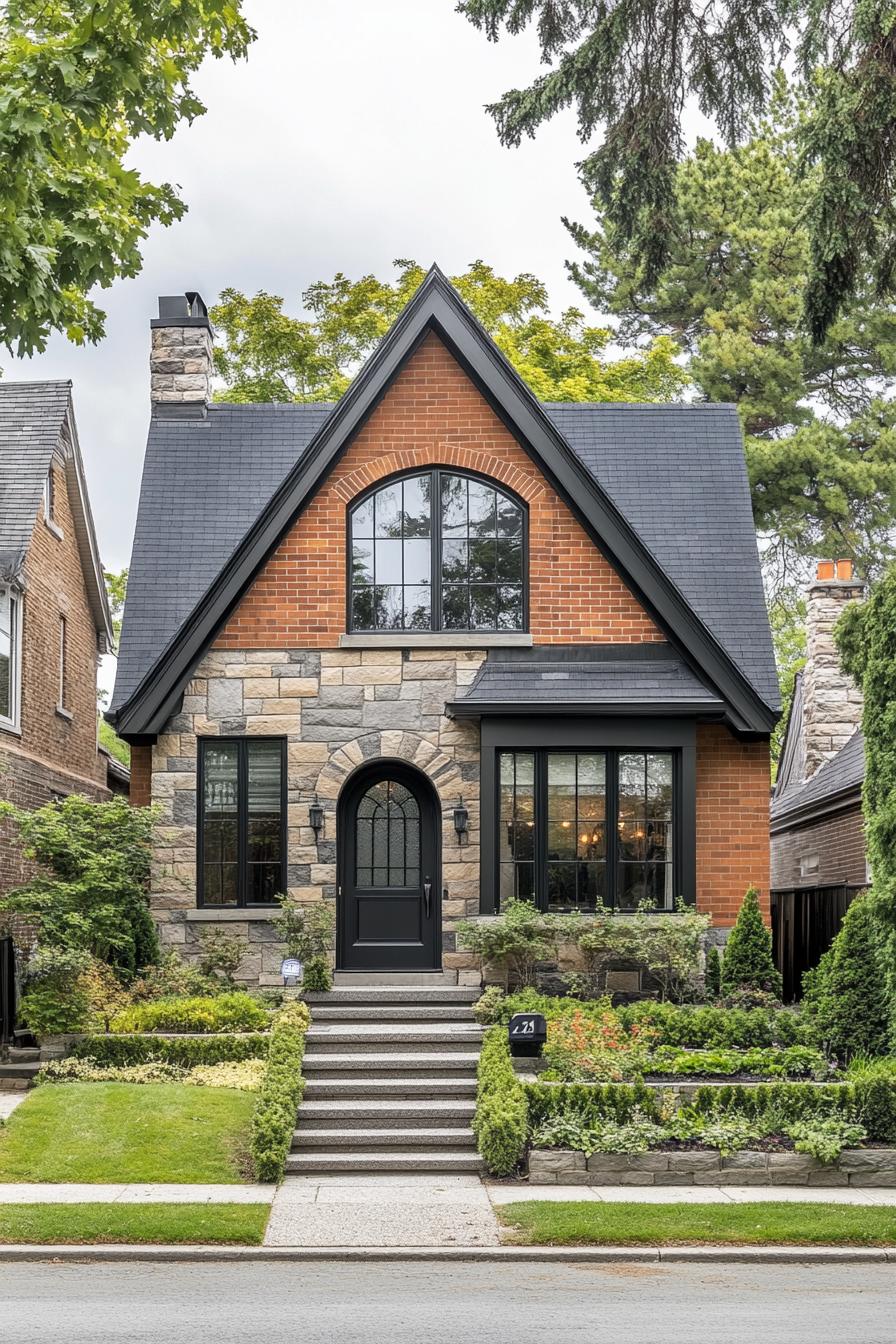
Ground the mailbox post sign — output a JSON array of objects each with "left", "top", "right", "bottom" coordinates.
[{"left": 507, "top": 1011, "right": 547, "bottom": 1058}]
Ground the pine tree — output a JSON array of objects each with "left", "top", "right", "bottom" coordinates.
[
  {"left": 802, "top": 897, "right": 890, "bottom": 1060},
  {"left": 720, "top": 888, "right": 782, "bottom": 998},
  {"left": 705, "top": 946, "right": 722, "bottom": 1000}
]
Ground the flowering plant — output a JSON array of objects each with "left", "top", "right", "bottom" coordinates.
[{"left": 542, "top": 1006, "right": 657, "bottom": 1082}]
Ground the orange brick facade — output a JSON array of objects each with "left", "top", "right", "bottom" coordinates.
[
  {"left": 215, "top": 334, "right": 664, "bottom": 649},
  {"left": 696, "top": 724, "right": 771, "bottom": 925}
]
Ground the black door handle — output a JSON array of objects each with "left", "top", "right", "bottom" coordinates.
[{"left": 423, "top": 878, "right": 432, "bottom": 919}]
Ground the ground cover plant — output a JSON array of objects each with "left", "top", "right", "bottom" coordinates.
[
  {"left": 0, "top": 1083, "right": 255, "bottom": 1183},
  {"left": 36, "top": 1056, "right": 266, "bottom": 1092},
  {"left": 0, "top": 1204, "right": 269, "bottom": 1246},
  {"left": 497, "top": 1202, "right": 896, "bottom": 1248}
]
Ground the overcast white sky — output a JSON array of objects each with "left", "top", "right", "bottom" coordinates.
[{"left": 5, "top": 0, "right": 594, "bottom": 574}]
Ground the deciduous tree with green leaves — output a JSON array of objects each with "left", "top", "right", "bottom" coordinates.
[
  {"left": 459, "top": 0, "right": 896, "bottom": 341},
  {"left": 211, "top": 260, "right": 688, "bottom": 405},
  {"left": 0, "top": 1, "right": 254, "bottom": 355}
]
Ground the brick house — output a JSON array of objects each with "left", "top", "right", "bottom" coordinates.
[
  {"left": 0, "top": 382, "right": 117, "bottom": 894},
  {"left": 108, "top": 271, "right": 780, "bottom": 987},
  {"left": 770, "top": 561, "right": 867, "bottom": 996}
]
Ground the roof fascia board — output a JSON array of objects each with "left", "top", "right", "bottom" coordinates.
[
  {"left": 446, "top": 699, "right": 725, "bottom": 719},
  {"left": 62, "top": 398, "right": 114, "bottom": 650},
  {"left": 112, "top": 268, "right": 776, "bottom": 737},
  {"left": 770, "top": 782, "right": 864, "bottom": 831}
]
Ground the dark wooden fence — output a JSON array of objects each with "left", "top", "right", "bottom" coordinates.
[
  {"left": 0, "top": 936, "right": 15, "bottom": 1045},
  {"left": 771, "top": 884, "right": 864, "bottom": 1002}
]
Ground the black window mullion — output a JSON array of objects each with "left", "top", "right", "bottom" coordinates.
[
  {"left": 432, "top": 469, "right": 441, "bottom": 631},
  {"left": 237, "top": 740, "right": 248, "bottom": 908},
  {"left": 536, "top": 752, "right": 548, "bottom": 912},
  {"left": 607, "top": 753, "right": 619, "bottom": 911}
]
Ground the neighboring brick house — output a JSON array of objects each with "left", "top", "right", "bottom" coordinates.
[
  {"left": 108, "top": 272, "right": 781, "bottom": 987},
  {"left": 770, "top": 562, "right": 867, "bottom": 995},
  {"left": 0, "top": 382, "right": 118, "bottom": 894}
]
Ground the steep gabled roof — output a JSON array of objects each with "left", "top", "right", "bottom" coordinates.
[
  {"left": 0, "top": 381, "right": 113, "bottom": 648},
  {"left": 771, "top": 729, "right": 864, "bottom": 827},
  {"left": 110, "top": 267, "right": 779, "bottom": 738}
]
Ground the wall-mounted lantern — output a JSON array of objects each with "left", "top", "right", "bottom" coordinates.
[
  {"left": 308, "top": 793, "right": 324, "bottom": 836},
  {"left": 453, "top": 795, "right": 469, "bottom": 840}
]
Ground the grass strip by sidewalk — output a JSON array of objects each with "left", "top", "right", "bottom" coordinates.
[
  {"left": 0, "top": 1203, "right": 269, "bottom": 1246},
  {"left": 0, "top": 1084, "right": 255, "bottom": 1184},
  {"left": 497, "top": 1201, "right": 896, "bottom": 1247}
]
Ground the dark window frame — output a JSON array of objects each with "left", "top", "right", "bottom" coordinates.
[
  {"left": 197, "top": 736, "right": 287, "bottom": 909},
  {"left": 346, "top": 467, "right": 529, "bottom": 634},
  {"left": 480, "top": 717, "right": 697, "bottom": 915}
]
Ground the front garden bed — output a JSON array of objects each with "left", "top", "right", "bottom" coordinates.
[{"left": 527, "top": 1145, "right": 896, "bottom": 1186}]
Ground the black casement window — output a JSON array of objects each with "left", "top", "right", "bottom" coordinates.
[
  {"left": 198, "top": 738, "right": 286, "bottom": 907},
  {"left": 498, "top": 750, "right": 677, "bottom": 912},
  {"left": 349, "top": 469, "right": 526, "bottom": 633}
]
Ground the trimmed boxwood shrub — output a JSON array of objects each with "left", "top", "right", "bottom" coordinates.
[
  {"left": 251, "top": 1000, "right": 311, "bottom": 1183},
  {"left": 70, "top": 1033, "right": 270, "bottom": 1067},
  {"left": 473, "top": 1027, "right": 528, "bottom": 1176},
  {"left": 111, "top": 992, "right": 270, "bottom": 1035},
  {"left": 525, "top": 1081, "right": 661, "bottom": 1129}
]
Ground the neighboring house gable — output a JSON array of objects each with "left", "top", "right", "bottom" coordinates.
[{"left": 0, "top": 381, "right": 117, "bottom": 892}]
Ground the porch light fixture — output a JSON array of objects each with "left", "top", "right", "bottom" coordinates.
[
  {"left": 453, "top": 795, "right": 469, "bottom": 840},
  {"left": 308, "top": 794, "right": 324, "bottom": 835}
]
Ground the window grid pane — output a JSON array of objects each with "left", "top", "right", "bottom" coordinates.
[
  {"left": 0, "top": 590, "right": 15, "bottom": 721},
  {"left": 616, "top": 752, "right": 674, "bottom": 911},
  {"left": 356, "top": 779, "right": 421, "bottom": 888},
  {"left": 350, "top": 472, "right": 524, "bottom": 634},
  {"left": 546, "top": 752, "right": 607, "bottom": 912},
  {"left": 201, "top": 740, "right": 284, "bottom": 908}
]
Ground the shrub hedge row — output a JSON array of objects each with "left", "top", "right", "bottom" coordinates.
[
  {"left": 70, "top": 1033, "right": 271, "bottom": 1067},
  {"left": 250, "top": 1000, "right": 311, "bottom": 1183},
  {"left": 523, "top": 1078, "right": 896, "bottom": 1142},
  {"left": 472, "top": 1026, "right": 528, "bottom": 1177},
  {"left": 111, "top": 992, "right": 270, "bottom": 1035}
]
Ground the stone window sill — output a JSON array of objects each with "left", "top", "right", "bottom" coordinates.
[
  {"left": 338, "top": 632, "right": 533, "bottom": 650},
  {"left": 44, "top": 519, "right": 64, "bottom": 542},
  {"left": 0, "top": 718, "right": 21, "bottom": 737},
  {"left": 55, "top": 705, "right": 73, "bottom": 722},
  {"left": 184, "top": 907, "right": 278, "bottom": 922}
]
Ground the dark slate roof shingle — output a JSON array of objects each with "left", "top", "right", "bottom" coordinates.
[
  {"left": 112, "top": 400, "right": 779, "bottom": 715},
  {"left": 0, "top": 381, "right": 72, "bottom": 576},
  {"left": 771, "top": 729, "right": 865, "bottom": 822},
  {"left": 451, "top": 646, "right": 722, "bottom": 710}
]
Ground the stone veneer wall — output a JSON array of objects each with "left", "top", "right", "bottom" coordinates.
[
  {"left": 802, "top": 576, "right": 865, "bottom": 780},
  {"left": 148, "top": 645, "right": 484, "bottom": 986},
  {"left": 528, "top": 1147, "right": 896, "bottom": 1187}
]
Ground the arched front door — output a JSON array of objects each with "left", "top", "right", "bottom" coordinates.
[{"left": 338, "top": 762, "right": 441, "bottom": 972}]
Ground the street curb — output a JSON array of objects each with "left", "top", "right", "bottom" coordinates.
[{"left": 0, "top": 1244, "right": 893, "bottom": 1265}]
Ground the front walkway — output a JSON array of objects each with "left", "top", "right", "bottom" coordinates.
[{"left": 0, "top": 1183, "right": 273, "bottom": 1204}]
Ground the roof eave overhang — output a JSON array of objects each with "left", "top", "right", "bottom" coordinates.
[
  {"left": 110, "top": 267, "right": 779, "bottom": 739},
  {"left": 770, "top": 782, "right": 864, "bottom": 833},
  {"left": 445, "top": 698, "right": 726, "bottom": 720},
  {"left": 63, "top": 399, "right": 115, "bottom": 651}
]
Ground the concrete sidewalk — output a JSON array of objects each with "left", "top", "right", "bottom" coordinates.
[
  {"left": 486, "top": 1183, "right": 896, "bottom": 1207},
  {"left": 0, "top": 1183, "right": 274, "bottom": 1204}
]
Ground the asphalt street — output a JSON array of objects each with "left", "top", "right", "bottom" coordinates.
[{"left": 0, "top": 1261, "right": 894, "bottom": 1344}]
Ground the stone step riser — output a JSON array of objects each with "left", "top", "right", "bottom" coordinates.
[
  {"left": 285, "top": 1153, "right": 485, "bottom": 1174},
  {"left": 305, "top": 1039, "right": 481, "bottom": 1056},
  {"left": 302, "top": 1081, "right": 477, "bottom": 1100},
  {"left": 309, "top": 1007, "right": 476, "bottom": 1023},
  {"left": 303, "top": 989, "right": 480, "bottom": 1006},
  {"left": 292, "top": 1129, "right": 477, "bottom": 1149},
  {"left": 303, "top": 1054, "right": 480, "bottom": 1075},
  {"left": 332, "top": 972, "right": 460, "bottom": 987},
  {"left": 296, "top": 1115, "right": 474, "bottom": 1131}
]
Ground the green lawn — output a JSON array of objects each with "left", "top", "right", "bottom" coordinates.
[
  {"left": 497, "top": 1200, "right": 896, "bottom": 1247},
  {"left": 0, "top": 1084, "right": 255, "bottom": 1184},
  {"left": 0, "top": 1203, "right": 269, "bottom": 1245}
]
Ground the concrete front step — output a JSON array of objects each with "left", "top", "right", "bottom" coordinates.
[
  {"left": 305, "top": 1026, "right": 482, "bottom": 1055},
  {"left": 297, "top": 1099, "right": 476, "bottom": 1125},
  {"left": 292, "top": 1126, "right": 477, "bottom": 1149},
  {"left": 303, "top": 1052, "right": 480, "bottom": 1075},
  {"left": 285, "top": 1150, "right": 485, "bottom": 1174},
  {"left": 0, "top": 1063, "right": 40, "bottom": 1081},
  {"left": 333, "top": 972, "right": 460, "bottom": 987},
  {"left": 303, "top": 987, "right": 480, "bottom": 1006},
  {"left": 309, "top": 1005, "right": 476, "bottom": 1023},
  {"left": 303, "top": 1077, "right": 477, "bottom": 1099}
]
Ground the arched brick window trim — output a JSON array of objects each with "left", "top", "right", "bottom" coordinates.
[{"left": 346, "top": 466, "right": 530, "bottom": 635}]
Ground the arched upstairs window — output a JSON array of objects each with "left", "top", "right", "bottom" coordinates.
[{"left": 349, "top": 470, "right": 526, "bottom": 632}]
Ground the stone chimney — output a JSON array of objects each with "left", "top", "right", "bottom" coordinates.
[
  {"left": 150, "top": 292, "right": 212, "bottom": 418},
  {"left": 802, "top": 559, "right": 865, "bottom": 780}
]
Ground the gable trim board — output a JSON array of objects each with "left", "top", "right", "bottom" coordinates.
[{"left": 109, "top": 267, "right": 778, "bottom": 740}]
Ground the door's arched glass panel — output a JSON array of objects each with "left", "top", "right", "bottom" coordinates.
[
  {"left": 349, "top": 470, "right": 525, "bottom": 632},
  {"left": 355, "top": 779, "right": 421, "bottom": 888}
]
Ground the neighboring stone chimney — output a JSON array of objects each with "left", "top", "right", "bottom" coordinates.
[
  {"left": 150, "top": 292, "right": 212, "bottom": 418},
  {"left": 802, "top": 559, "right": 865, "bottom": 780}
]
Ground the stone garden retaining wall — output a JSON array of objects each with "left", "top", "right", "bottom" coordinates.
[{"left": 528, "top": 1147, "right": 896, "bottom": 1187}]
